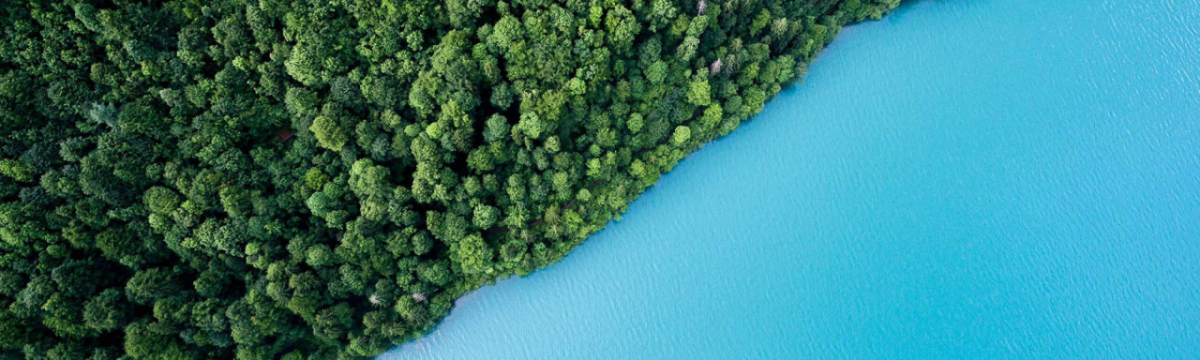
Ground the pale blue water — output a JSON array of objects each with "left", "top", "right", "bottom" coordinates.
[{"left": 381, "top": 1, "right": 1200, "bottom": 359}]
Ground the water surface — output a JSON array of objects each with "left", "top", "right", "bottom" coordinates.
[{"left": 382, "top": 0, "right": 1200, "bottom": 358}]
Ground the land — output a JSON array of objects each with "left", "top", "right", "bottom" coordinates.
[{"left": 0, "top": 0, "right": 898, "bottom": 359}]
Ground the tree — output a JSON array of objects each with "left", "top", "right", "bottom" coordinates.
[
  {"left": 452, "top": 234, "right": 493, "bottom": 276},
  {"left": 687, "top": 78, "right": 712, "bottom": 106},
  {"left": 472, "top": 205, "right": 498, "bottom": 228},
  {"left": 311, "top": 114, "right": 349, "bottom": 152},
  {"left": 126, "top": 267, "right": 184, "bottom": 305},
  {"left": 83, "top": 289, "right": 132, "bottom": 332},
  {"left": 671, "top": 126, "right": 692, "bottom": 146}
]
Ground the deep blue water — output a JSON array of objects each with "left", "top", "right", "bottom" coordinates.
[{"left": 381, "top": 1, "right": 1200, "bottom": 359}]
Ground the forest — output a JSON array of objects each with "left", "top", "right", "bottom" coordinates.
[{"left": 0, "top": 0, "right": 899, "bottom": 358}]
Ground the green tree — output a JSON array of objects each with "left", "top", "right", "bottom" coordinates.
[
  {"left": 311, "top": 114, "right": 349, "bottom": 152},
  {"left": 452, "top": 234, "right": 493, "bottom": 276}
]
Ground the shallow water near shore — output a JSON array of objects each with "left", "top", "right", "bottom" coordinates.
[{"left": 380, "top": 0, "right": 1200, "bottom": 359}]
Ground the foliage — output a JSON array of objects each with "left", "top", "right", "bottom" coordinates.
[{"left": 0, "top": 0, "right": 899, "bottom": 358}]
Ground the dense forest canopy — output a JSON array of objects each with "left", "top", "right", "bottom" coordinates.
[{"left": 0, "top": 0, "right": 899, "bottom": 358}]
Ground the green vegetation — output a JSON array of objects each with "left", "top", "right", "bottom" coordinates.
[{"left": 0, "top": 0, "right": 899, "bottom": 358}]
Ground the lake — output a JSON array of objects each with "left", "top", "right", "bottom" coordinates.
[{"left": 380, "top": 0, "right": 1200, "bottom": 359}]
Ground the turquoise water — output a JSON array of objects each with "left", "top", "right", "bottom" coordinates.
[{"left": 381, "top": 1, "right": 1200, "bottom": 359}]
